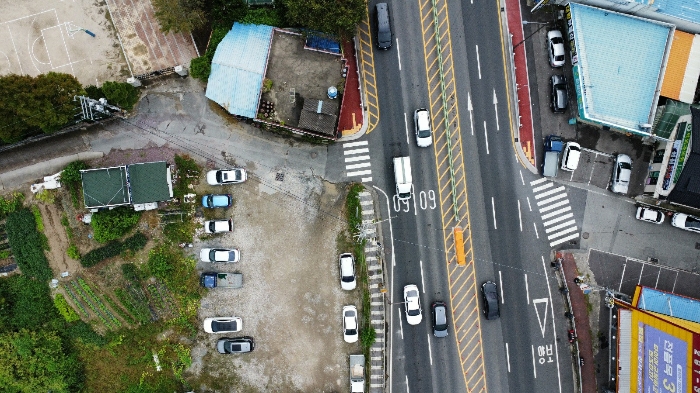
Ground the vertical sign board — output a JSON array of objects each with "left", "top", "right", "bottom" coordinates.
[
  {"left": 565, "top": 5, "right": 578, "bottom": 66},
  {"left": 643, "top": 324, "right": 686, "bottom": 393},
  {"left": 693, "top": 334, "right": 700, "bottom": 393}
]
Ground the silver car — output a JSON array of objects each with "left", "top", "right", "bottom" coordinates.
[
  {"left": 610, "top": 154, "right": 632, "bottom": 195},
  {"left": 200, "top": 248, "right": 240, "bottom": 262}
]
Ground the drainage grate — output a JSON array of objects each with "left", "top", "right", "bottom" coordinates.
[{"left": 275, "top": 173, "right": 285, "bottom": 181}]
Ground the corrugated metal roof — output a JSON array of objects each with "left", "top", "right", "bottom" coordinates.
[
  {"left": 127, "top": 162, "right": 171, "bottom": 204},
  {"left": 661, "top": 30, "right": 692, "bottom": 101},
  {"left": 653, "top": 0, "right": 700, "bottom": 25},
  {"left": 636, "top": 286, "right": 700, "bottom": 324},
  {"left": 570, "top": 3, "right": 673, "bottom": 131},
  {"left": 81, "top": 167, "right": 130, "bottom": 208},
  {"left": 205, "top": 23, "right": 274, "bottom": 119}
]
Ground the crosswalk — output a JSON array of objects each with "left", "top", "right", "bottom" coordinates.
[
  {"left": 530, "top": 178, "right": 580, "bottom": 248},
  {"left": 343, "top": 140, "right": 372, "bottom": 182}
]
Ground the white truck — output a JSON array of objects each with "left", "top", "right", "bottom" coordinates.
[
  {"left": 393, "top": 156, "right": 412, "bottom": 200},
  {"left": 349, "top": 354, "right": 365, "bottom": 393}
]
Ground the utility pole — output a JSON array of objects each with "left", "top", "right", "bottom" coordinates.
[{"left": 74, "top": 96, "right": 122, "bottom": 121}]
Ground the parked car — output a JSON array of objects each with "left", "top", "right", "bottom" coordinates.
[
  {"left": 414, "top": 108, "right": 432, "bottom": 147},
  {"left": 200, "top": 248, "right": 240, "bottom": 263},
  {"left": 343, "top": 305, "right": 359, "bottom": 343},
  {"left": 561, "top": 142, "right": 581, "bottom": 171},
  {"left": 207, "top": 168, "right": 247, "bottom": 185},
  {"left": 339, "top": 253, "right": 356, "bottom": 290},
  {"left": 672, "top": 213, "right": 700, "bottom": 233},
  {"left": 610, "top": 154, "right": 632, "bottom": 195},
  {"left": 204, "top": 219, "right": 233, "bottom": 233},
  {"left": 403, "top": 284, "right": 422, "bottom": 325},
  {"left": 547, "top": 30, "right": 566, "bottom": 67},
  {"left": 481, "top": 281, "right": 499, "bottom": 320},
  {"left": 635, "top": 207, "right": 665, "bottom": 224},
  {"left": 550, "top": 74, "right": 568, "bottom": 113},
  {"left": 431, "top": 301, "right": 449, "bottom": 338},
  {"left": 204, "top": 317, "right": 242, "bottom": 333},
  {"left": 202, "top": 194, "right": 232, "bottom": 208},
  {"left": 216, "top": 336, "right": 254, "bottom": 354}
]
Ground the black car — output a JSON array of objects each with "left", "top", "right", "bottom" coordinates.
[
  {"left": 217, "top": 336, "right": 254, "bottom": 354},
  {"left": 550, "top": 74, "right": 568, "bottom": 113},
  {"left": 431, "top": 301, "right": 449, "bottom": 338},
  {"left": 481, "top": 281, "right": 500, "bottom": 320}
]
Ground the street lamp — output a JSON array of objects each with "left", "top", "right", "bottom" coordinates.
[
  {"left": 522, "top": 21, "right": 549, "bottom": 25},
  {"left": 513, "top": 22, "right": 551, "bottom": 50}
]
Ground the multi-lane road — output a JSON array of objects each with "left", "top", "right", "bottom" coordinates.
[{"left": 334, "top": 0, "right": 577, "bottom": 392}]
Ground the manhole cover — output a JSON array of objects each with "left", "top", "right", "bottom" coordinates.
[
  {"left": 275, "top": 173, "right": 285, "bottom": 181},
  {"left": 582, "top": 232, "right": 589, "bottom": 239}
]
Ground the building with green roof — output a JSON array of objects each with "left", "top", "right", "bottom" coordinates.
[{"left": 81, "top": 161, "right": 173, "bottom": 210}]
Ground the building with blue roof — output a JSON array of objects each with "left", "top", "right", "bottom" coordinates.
[
  {"left": 566, "top": 2, "right": 674, "bottom": 137},
  {"left": 636, "top": 286, "right": 700, "bottom": 323}
]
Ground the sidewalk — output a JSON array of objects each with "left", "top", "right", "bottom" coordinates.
[
  {"left": 560, "top": 252, "right": 597, "bottom": 393},
  {"left": 337, "top": 40, "right": 365, "bottom": 139}
]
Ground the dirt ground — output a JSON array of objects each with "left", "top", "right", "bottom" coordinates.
[{"left": 188, "top": 166, "right": 357, "bottom": 392}]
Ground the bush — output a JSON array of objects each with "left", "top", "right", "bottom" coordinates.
[
  {"left": 121, "top": 263, "right": 142, "bottom": 284},
  {"left": 5, "top": 209, "right": 52, "bottom": 281},
  {"left": 190, "top": 27, "right": 229, "bottom": 82},
  {"left": 54, "top": 293, "right": 81, "bottom": 322},
  {"left": 66, "top": 320, "right": 107, "bottom": 347},
  {"left": 31, "top": 205, "right": 44, "bottom": 232},
  {"left": 85, "top": 85, "right": 105, "bottom": 99},
  {"left": 101, "top": 81, "right": 140, "bottom": 111},
  {"left": 61, "top": 161, "right": 88, "bottom": 184},
  {"left": 346, "top": 183, "right": 364, "bottom": 236},
  {"left": 147, "top": 245, "right": 175, "bottom": 280},
  {"left": 241, "top": 7, "right": 282, "bottom": 26},
  {"left": 360, "top": 327, "right": 376, "bottom": 349},
  {"left": 0, "top": 192, "right": 24, "bottom": 218},
  {"left": 4, "top": 275, "right": 59, "bottom": 330},
  {"left": 34, "top": 189, "right": 55, "bottom": 204},
  {"left": 80, "top": 232, "right": 147, "bottom": 267},
  {"left": 66, "top": 244, "right": 80, "bottom": 260},
  {"left": 173, "top": 155, "right": 201, "bottom": 198},
  {"left": 91, "top": 207, "right": 141, "bottom": 243}
]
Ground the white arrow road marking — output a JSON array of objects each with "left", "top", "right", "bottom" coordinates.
[
  {"left": 493, "top": 89, "right": 499, "bottom": 130},
  {"left": 468, "top": 93, "right": 474, "bottom": 136}
]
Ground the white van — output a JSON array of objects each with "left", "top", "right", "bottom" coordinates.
[{"left": 393, "top": 157, "right": 412, "bottom": 200}]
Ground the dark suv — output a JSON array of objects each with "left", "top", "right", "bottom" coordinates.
[
  {"left": 431, "top": 301, "right": 449, "bottom": 338},
  {"left": 550, "top": 74, "right": 568, "bottom": 113},
  {"left": 481, "top": 281, "right": 500, "bottom": 320}
]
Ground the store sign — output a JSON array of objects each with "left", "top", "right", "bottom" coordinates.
[
  {"left": 693, "top": 334, "right": 700, "bottom": 393},
  {"left": 662, "top": 140, "right": 682, "bottom": 190},
  {"left": 565, "top": 5, "right": 578, "bottom": 65},
  {"left": 644, "top": 325, "right": 686, "bottom": 393}
]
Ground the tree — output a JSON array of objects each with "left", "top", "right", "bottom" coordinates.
[
  {"left": 101, "top": 81, "right": 140, "bottom": 111},
  {"left": 283, "top": 0, "right": 365, "bottom": 39},
  {"left": 0, "top": 329, "right": 83, "bottom": 392},
  {"left": 152, "top": 0, "right": 207, "bottom": 34},
  {"left": 91, "top": 207, "right": 142, "bottom": 243}
]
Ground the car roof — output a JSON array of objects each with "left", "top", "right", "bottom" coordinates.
[{"left": 416, "top": 109, "right": 430, "bottom": 130}]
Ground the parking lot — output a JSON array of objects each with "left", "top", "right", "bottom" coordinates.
[{"left": 556, "top": 147, "right": 614, "bottom": 189}]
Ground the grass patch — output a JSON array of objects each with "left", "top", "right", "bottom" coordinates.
[{"left": 345, "top": 183, "right": 364, "bottom": 233}]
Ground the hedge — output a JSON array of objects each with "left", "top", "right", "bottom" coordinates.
[
  {"left": 5, "top": 209, "right": 52, "bottom": 281},
  {"left": 80, "top": 232, "right": 147, "bottom": 267}
]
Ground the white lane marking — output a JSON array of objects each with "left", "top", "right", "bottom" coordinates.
[
  {"left": 531, "top": 345, "right": 537, "bottom": 378},
  {"left": 499, "top": 270, "right": 504, "bottom": 304},
  {"left": 398, "top": 308, "right": 404, "bottom": 340},
  {"left": 344, "top": 148, "right": 369, "bottom": 155},
  {"left": 541, "top": 206, "right": 571, "bottom": 220},
  {"left": 483, "top": 121, "right": 490, "bottom": 154},
  {"left": 525, "top": 274, "right": 530, "bottom": 304},
  {"left": 427, "top": 334, "right": 433, "bottom": 365},
  {"left": 468, "top": 93, "right": 475, "bottom": 136},
  {"left": 547, "top": 226, "right": 578, "bottom": 240},
  {"left": 532, "top": 182, "right": 553, "bottom": 193},
  {"left": 406, "top": 375, "right": 410, "bottom": 393},
  {"left": 530, "top": 177, "right": 548, "bottom": 186},
  {"left": 493, "top": 89, "right": 499, "bottom": 130},
  {"left": 537, "top": 193, "right": 566, "bottom": 206},
  {"left": 526, "top": 196, "right": 532, "bottom": 211},
  {"left": 545, "top": 220, "right": 576, "bottom": 233},
  {"left": 491, "top": 197, "right": 497, "bottom": 229},
  {"left": 539, "top": 200, "right": 569, "bottom": 213},
  {"left": 619, "top": 263, "right": 626, "bottom": 292},
  {"left": 411, "top": 184, "right": 417, "bottom": 216},
  {"left": 347, "top": 169, "right": 372, "bottom": 177},
  {"left": 533, "top": 222, "right": 539, "bottom": 239},
  {"left": 361, "top": 177, "right": 373, "bottom": 183},
  {"left": 475, "top": 45, "right": 481, "bottom": 79},
  {"left": 540, "top": 256, "right": 563, "bottom": 392},
  {"left": 543, "top": 212, "right": 574, "bottom": 226},
  {"left": 404, "top": 112, "right": 410, "bottom": 145},
  {"left": 346, "top": 162, "right": 371, "bottom": 170},
  {"left": 344, "top": 141, "right": 368, "bottom": 147},
  {"left": 519, "top": 170, "right": 525, "bottom": 185},
  {"left": 517, "top": 200, "right": 523, "bottom": 231},
  {"left": 396, "top": 39, "right": 401, "bottom": 70},
  {"left": 345, "top": 155, "right": 370, "bottom": 163},
  {"left": 506, "top": 343, "right": 511, "bottom": 372},
  {"left": 550, "top": 233, "right": 580, "bottom": 247},
  {"left": 420, "top": 260, "right": 426, "bottom": 294},
  {"left": 534, "top": 186, "right": 566, "bottom": 199}
]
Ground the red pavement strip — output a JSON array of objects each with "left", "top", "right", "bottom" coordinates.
[
  {"left": 561, "top": 253, "right": 597, "bottom": 393},
  {"left": 338, "top": 40, "right": 363, "bottom": 136},
  {"left": 504, "top": 0, "right": 536, "bottom": 165}
]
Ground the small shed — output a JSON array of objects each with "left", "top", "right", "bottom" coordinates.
[{"left": 297, "top": 99, "right": 338, "bottom": 137}]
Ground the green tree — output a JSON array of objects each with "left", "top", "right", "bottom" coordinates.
[
  {"left": 0, "top": 329, "right": 83, "bottom": 392},
  {"left": 61, "top": 161, "right": 89, "bottom": 184},
  {"left": 101, "top": 81, "right": 140, "bottom": 111},
  {"left": 241, "top": 7, "right": 282, "bottom": 26},
  {"left": 282, "top": 0, "right": 365, "bottom": 38},
  {"left": 91, "top": 207, "right": 142, "bottom": 243},
  {"left": 152, "top": 0, "right": 207, "bottom": 33}
]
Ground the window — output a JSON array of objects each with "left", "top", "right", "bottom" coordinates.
[{"left": 653, "top": 149, "right": 665, "bottom": 164}]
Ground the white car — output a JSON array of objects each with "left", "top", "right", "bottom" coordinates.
[
  {"left": 635, "top": 207, "right": 664, "bottom": 224},
  {"left": 672, "top": 213, "right": 700, "bottom": 233},
  {"left": 203, "top": 317, "right": 242, "bottom": 333},
  {"left": 204, "top": 219, "right": 233, "bottom": 233},
  {"left": 403, "top": 284, "right": 422, "bottom": 325},
  {"left": 342, "top": 305, "right": 359, "bottom": 343},
  {"left": 207, "top": 168, "right": 247, "bottom": 185},
  {"left": 561, "top": 142, "right": 580, "bottom": 171},
  {"left": 414, "top": 108, "right": 432, "bottom": 147},
  {"left": 610, "top": 154, "right": 632, "bottom": 195},
  {"left": 339, "top": 253, "right": 356, "bottom": 290},
  {"left": 200, "top": 248, "right": 240, "bottom": 262},
  {"left": 547, "top": 30, "right": 566, "bottom": 68}
]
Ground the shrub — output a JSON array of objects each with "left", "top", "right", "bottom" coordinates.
[
  {"left": 173, "top": 155, "right": 201, "bottom": 198},
  {"left": 30, "top": 205, "right": 44, "bottom": 232},
  {"left": 85, "top": 85, "right": 105, "bottom": 99},
  {"left": 5, "top": 209, "right": 52, "bottom": 281},
  {"left": 5, "top": 275, "right": 59, "bottom": 330},
  {"left": 123, "top": 232, "right": 147, "bottom": 250},
  {"left": 0, "top": 192, "right": 24, "bottom": 218},
  {"left": 190, "top": 27, "right": 229, "bottom": 82},
  {"left": 101, "top": 81, "right": 140, "bottom": 111},
  {"left": 66, "top": 244, "right": 80, "bottom": 260},
  {"left": 91, "top": 207, "right": 141, "bottom": 243},
  {"left": 241, "top": 7, "right": 282, "bottom": 26},
  {"left": 0, "top": 250, "right": 10, "bottom": 259},
  {"left": 346, "top": 183, "right": 364, "bottom": 236},
  {"left": 80, "top": 232, "right": 147, "bottom": 267},
  {"left": 66, "top": 320, "right": 107, "bottom": 347},
  {"left": 54, "top": 293, "right": 81, "bottom": 322},
  {"left": 34, "top": 189, "right": 55, "bottom": 204},
  {"left": 121, "top": 263, "right": 142, "bottom": 284},
  {"left": 61, "top": 161, "right": 89, "bottom": 184},
  {"left": 360, "top": 327, "right": 376, "bottom": 349},
  {"left": 147, "top": 245, "right": 174, "bottom": 280}
]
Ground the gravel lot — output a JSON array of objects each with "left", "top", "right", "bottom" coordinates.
[{"left": 187, "top": 166, "right": 359, "bottom": 392}]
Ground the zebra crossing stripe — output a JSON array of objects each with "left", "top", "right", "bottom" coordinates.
[
  {"left": 348, "top": 169, "right": 372, "bottom": 177},
  {"left": 344, "top": 148, "right": 369, "bottom": 155},
  {"left": 530, "top": 178, "right": 548, "bottom": 186},
  {"left": 535, "top": 186, "right": 567, "bottom": 199},
  {"left": 541, "top": 206, "right": 571, "bottom": 220},
  {"left": 344, "top": 141, "right": 368, "bottom": 147},
  {"left": 539, "top": 199, "right": 570, "bottom": 213},
  {"left": 550, "top": 233, "right": 580, "bottom": 247},
  {"left": 545, "top": 220, "right": 576, "bottom": 233},
  {"left": 345, "top": 155, "right": 370, "bottom": 163},
  {"left": 347, "top": 162, "right": 371, "bottom": 170},
  {"left": 542, "top": 213, "right": 574, "bottom": 226},
  {"left": 547, "top": 226, "right": 578, "bottom": 240},
  {"left": 537, "top": 193, "right": 567, "bottom": 206},
  {"left": 532, "top": 182, "right": 553, "bottom": 193}
]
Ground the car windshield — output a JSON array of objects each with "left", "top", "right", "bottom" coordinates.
[
  {"left": 206, "top": 195, "right": 213, "bottom": 205},
  {"left": 379, "top": 31, "right": 391, "bottom": 44},
  {"left": 212, "top": 321, "right": 237, "bottom": 332},
  {"left": 619, "top": 162, "right": 631, "bottom": 170},
  {"left": 209, "top": 222, "right": 216, "bottom": 232},
  {"left": 408, "top": 308, "right": 420, "bottom": 316},
  {"left": 342, "top": 275, "right": 354, "bottom": 282},
  {"left": 216, "top": 171, "right": 223, "bottom": 182},
  {"left": 551, "top": 37, "right": 563, "bottom": 45},
  {"left": 687, "top": 217, "right": 700, "bottom": 229}
]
